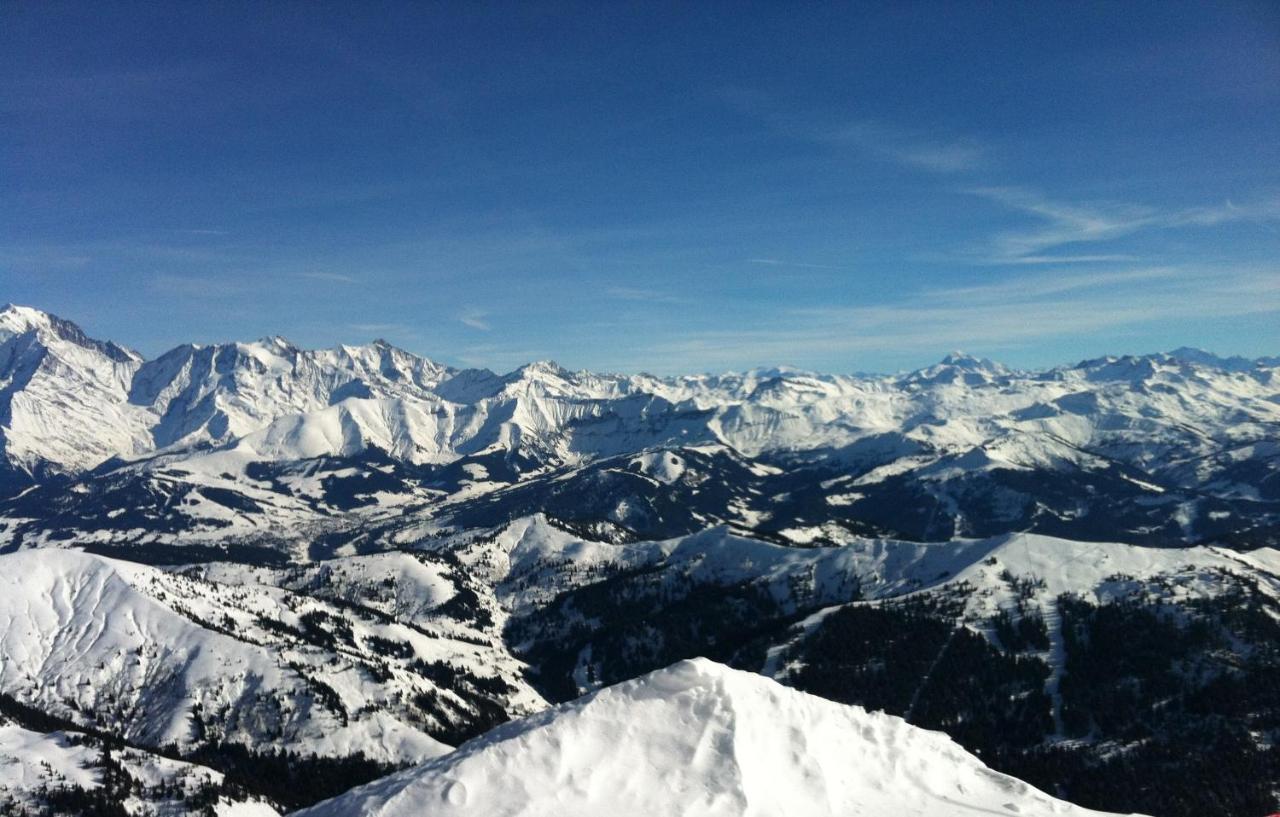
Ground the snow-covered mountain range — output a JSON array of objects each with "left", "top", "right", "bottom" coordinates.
[
  {"left": 2, "top": 304, "right": 1278, "bottom": 556},
  {"left": 2, "top": 512, "right": 1277, "bottom": 815},
  {"left": 2, "top": 304, "right": 1278, "bottom": 816}
]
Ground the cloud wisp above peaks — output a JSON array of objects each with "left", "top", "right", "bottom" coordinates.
[
  {"left": 819, "top": 121, "right": 987, "bottom": 174},
  {"left": 605, "top": 286, "right": 688, "bottom": 304},
  {"left": 969, "top": 187, "right": 1158, "bottom": 263},
  {"left": 295, "top": 271, "right": 359, "bottom": 284},
  {"left": 611, "top": 265, "right": 1280, "bottom": 374},
  {"left": 459, "top": 309, "right": 491, "bottom": 331},
  {"left": 970, "top": 187, "right": 1280, "bottom": 264},
  {"left": 746, "top": 258, "right": 847, "bottom": 270},
  {"left": 718, "top": 88, "right": 986, "bottom": 176}
]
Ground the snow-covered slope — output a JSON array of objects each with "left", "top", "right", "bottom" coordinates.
[
  {"left": 1, "top": 513, "right": 1276, "bottom": 814},
  {"left": 0, "top": 304, "right": 148, "bottom": 487},
  {"left": 0, "top": 718, "right": 280, "bottom": 817},
  {"left": 0, "top": 548, "right": 543, "bottom": 764},
  {"left": 470, "top": 516, "right": 1280, "bottom": 693},
  {"left": 296, "top": 658, "right": 1134, "bottom": 817}
]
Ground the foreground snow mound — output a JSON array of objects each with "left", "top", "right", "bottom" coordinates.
[{"left": 298, "top": 658, "right": 1137, "bottom": 817}]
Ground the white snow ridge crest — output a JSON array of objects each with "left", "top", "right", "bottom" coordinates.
[{"left": 298, "top": 659, "right": 1137, "bottom": 817}]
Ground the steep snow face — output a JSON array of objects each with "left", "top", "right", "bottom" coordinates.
[
  {"left": 0, "top": 305, "right": 149, "bottom": 480},
  {"left": 296, "top": 658, "right": 1132, "bottom": 817},
  {"left": 0, "top": 304, "right": 140, "bottom": 364},
  {"left": 130, "top": 339, "right": 459, "bottom": 451}
]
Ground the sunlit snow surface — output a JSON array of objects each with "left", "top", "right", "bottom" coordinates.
[{"left": 297, "top": 658, "right": 1138, "bottom": 817}]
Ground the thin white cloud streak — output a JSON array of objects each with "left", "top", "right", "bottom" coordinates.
[
  {"left": 971, "top": 187, "right": 1157, "bottom": 261},
  {"left": 295, "top": 271, "right": 359, "bottom": 284},
  {"left": 746, "top": 258, "right": 846, "bottom": 270},
  {"left": 970, "top": 188, "right": 1280, "bottom": 263},
  {"left": 927, "top": 267, "right": 1175, "bottom": 302},
  {"left": 459, "top": 309, "right": 491, "bottom": 331},
  {"left": 348, "top": 322, "right": 411, "bottom": 334},
  {"left": 0, "top": 247, "right": 93, "bottom": 271},
  {"left": 609, "top": 266, "right": 1279, "bottom": 372},
  {"left": 1168, "top": 198, "right": 1280, "bottom": 227},
  {"left": 149, "top": 273, "right": 247, "bottom": 298},
  {"left": 717, "top": 90, "right": 985, "bottom": 175},
  {"left": 823, "top": 121, "right": 986, "bottom": 173},
  {"left": 985, "top": 254, "right": 1138, "bottom": 266},
  {"left": 605, "top": 286, "right": 687, "bottom": 304}
]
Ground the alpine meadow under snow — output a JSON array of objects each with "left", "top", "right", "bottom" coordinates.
[{"left": 2, "top": 304, "right": 1279, "bottom": 816}]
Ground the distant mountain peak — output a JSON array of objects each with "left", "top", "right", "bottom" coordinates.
[
  {"left": 256, "top": 334, "right": 299, "bottom": 352},
  {"left": 0, "top": 303, "right": 141, "bottom": 363},
  {"left": 1165, "top": 346, "right": 1262, "bottom": 372},
  {"left": 514, "top": 359, "right": 573, "bottom": 381},
  {"left": 939, "top": 350, "right": 1001, "bottom": 371}
]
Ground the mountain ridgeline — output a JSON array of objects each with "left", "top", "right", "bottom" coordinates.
[
  {"left": 2, "top": 303, "right": 1278, "bottom": 555},
  {"left": 1, "top": 304, "right": 1279, "bottom": 817}
]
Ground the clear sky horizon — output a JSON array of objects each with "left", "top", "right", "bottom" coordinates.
[{"left": 2, "top": 2, "right": 1278, "bottom": 375}]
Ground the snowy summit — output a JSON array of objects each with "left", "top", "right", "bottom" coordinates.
[{"left": 298, "top": 658, "right": 1139, "bottom": 817}]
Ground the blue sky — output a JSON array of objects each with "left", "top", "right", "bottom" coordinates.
[{"left": 2, "top": 2, "right": 1278, "bottom": 374}]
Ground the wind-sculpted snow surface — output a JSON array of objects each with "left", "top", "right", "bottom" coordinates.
[{"left": 296, "top": 658, "right": 1135, "bottom": 817}]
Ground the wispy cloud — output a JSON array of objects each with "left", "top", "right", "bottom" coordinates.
[
  {"left": 346, "top": 322, "right": 419, "bottom": 341},
  {"left": 1168, "top": 198, "right": 1280, "bottom": 227},
  {"left": 987, "top": 254, "right": 1138, "bottom": 265},
  {"left": 969, "top": 187, "right": 1280, "bottom": 264},
  {"left": 459, "top": 309, "right": 491, "bottom": 331},
  {"left": 0, "top": 246, "right": 93, "bottom": 271},
  {"left": 821, "top": 121, "right": 985, "bottom": 173},
  {"left": 606, "top": 265, "right": 1279, "bottom": 372},
  {"left": 295, "top": 271, "right": 359, "bottom": 284},
  {"left": 150, "top": 273, "right": 247, "bottom": 299},
  {"left": 969, "top": 187, "right": 1156, "bottom": 262},
  {"left": 718, "top": 89, "right": 985, "bottom": 175},
  {"left": 746, "top": 258, "right": 846, "bottom": 270},
  {"left": 605, "top": 286, "right": 687, "bottom": 304}
]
